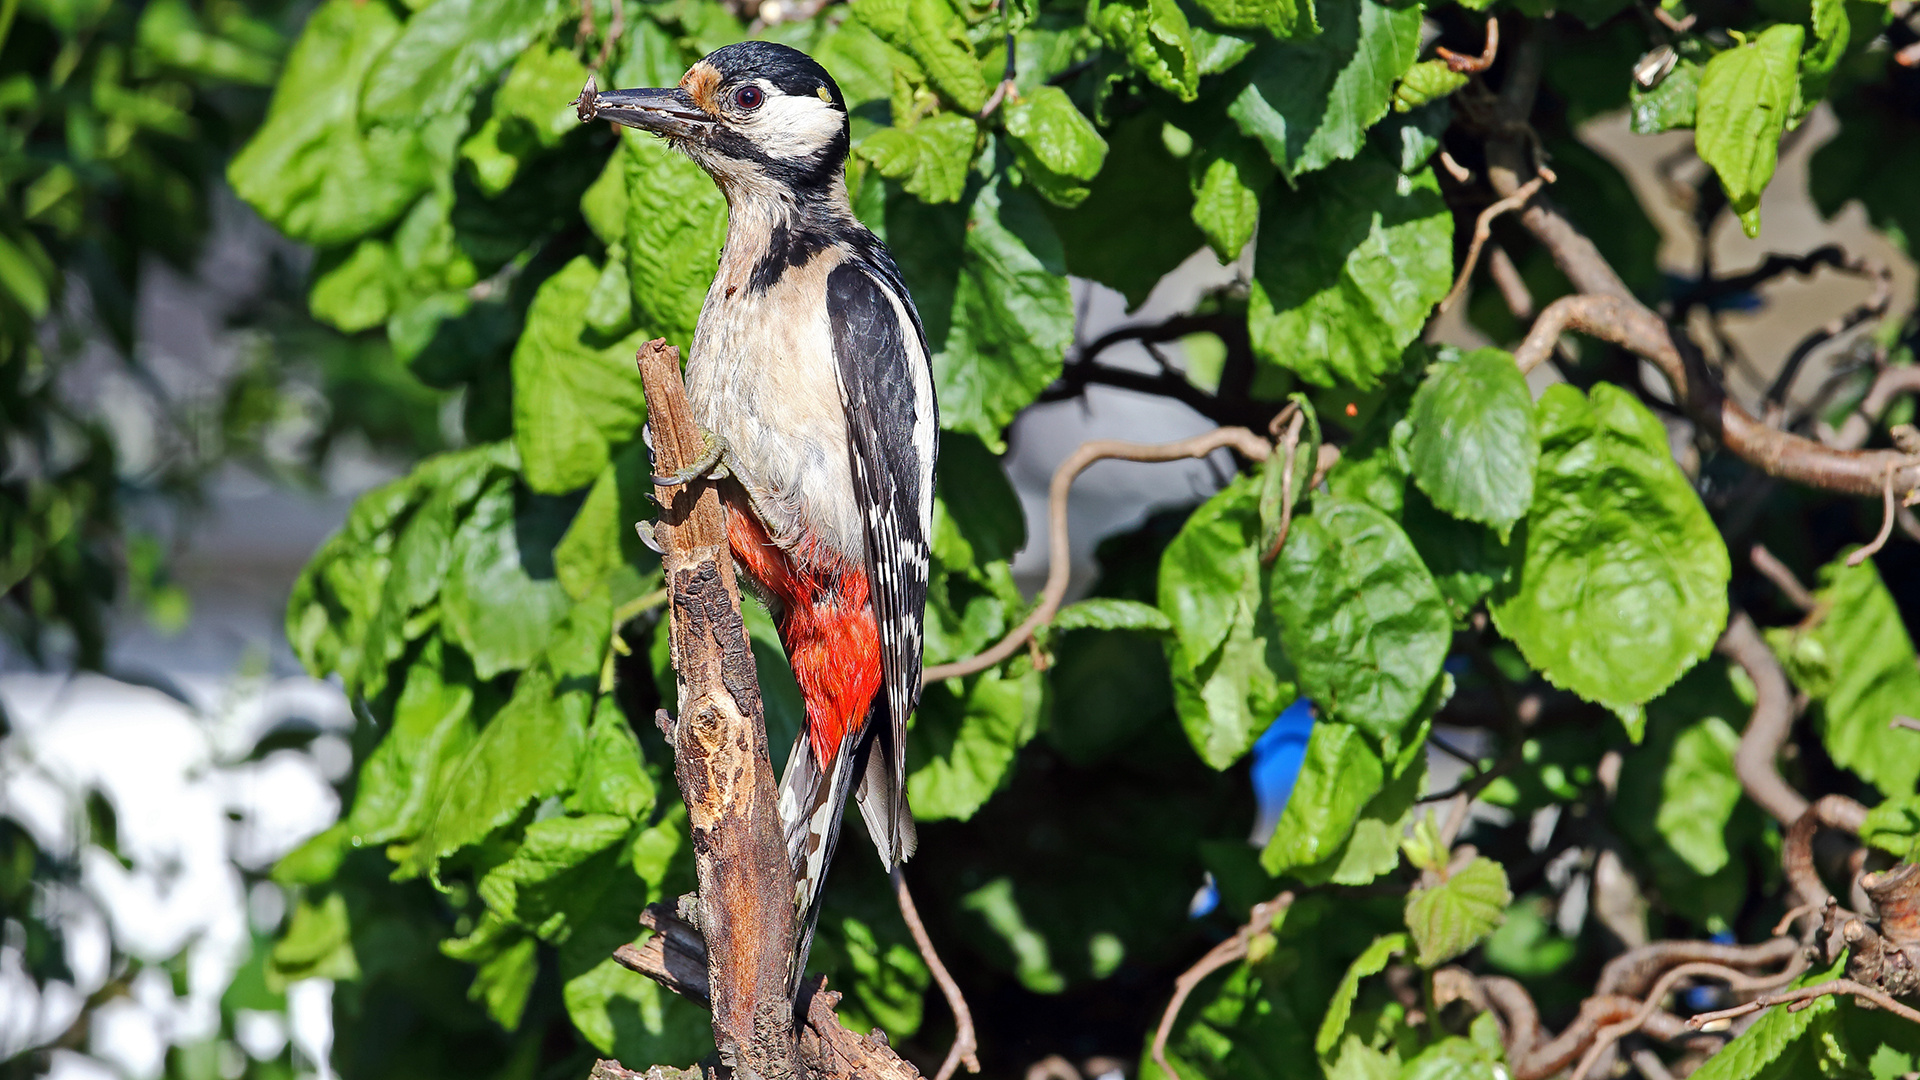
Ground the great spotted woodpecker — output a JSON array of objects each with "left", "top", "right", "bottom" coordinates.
[{"left": 580, "top": 41, "right": 936, "bottom": 995}]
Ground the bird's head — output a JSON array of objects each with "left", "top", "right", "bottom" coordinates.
[{"left": 580, "top": 41, "right": 850, "bottom": 202}]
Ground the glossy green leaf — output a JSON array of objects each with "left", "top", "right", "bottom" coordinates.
[
  {"left": 511, "top": 257, "right": 651, "bottom": 494},
  {"left": 361, "top": 0, "right": 563, "bottom": 122},
  {"left": 852, "top": 0, "right": 991, "bottom": 113},
  {"left": 1316, "top": 933, "right": 1406, "bottom": 1057},
  {"left": 1227, "top": 0, "right": 1422, "bottom": 179},
  {"left": 442, "top": 480, "right": 574, "bottom": 678},
  {"left": 1406, "top": 347, "right": 1537, "bottom": 535},
  {"left": 1860, "top": 795, "right": 1920, "bottom": 859},
  {"left": 346, "top": 639, "right": 476, "bottom": 847},
  {"left": 1771, "top": 556, "right": 1920, "bottom": 797},
  {"left": 856, "top": 112, "right": 978, "bottom": 205},
  {"left": 1696, "top": 24, "right": 1803, "bottom": 238},
  {"left": 1801, "top": 0, "right": 1848, "bottom": 108},
  {"left": 1160, "top": 476, "right": 1297, "bottom": 769},
  {"left": 403, "top": 668, "right": 590, "bottom": 875},
  {"left": 1261, "top": 722, "right": 1383, "bottom": 875},
  {"left": 566, "top": 696, "right": 656, "bottom": 819},
  {"left": 1630, "top": 59, "right": 1699, "bottom": 135},
  {"left": 269, "top": 892, "right": 359, "bottom": 989},
  {"left": 1090, "top": 0, "right": 1200, "bottom": 101},
  {"left": 1249, "top": 148, "right": 1451, "bottom": 389},
  {"left": 1404, "top": 856, "right": 1509, "bottom": 967},
  {"left": 892, "top": 173, "right": 1073, "bottom": 449},
  {"left": 1490, "top": 384, "right": 1730, "bottom": 736},
  {"left": 907, "top": 666, "right": 1044, "bottom": 821},
  {"left": 1190, "top": 128, "right": 1274, "bottom": 262},
  {"left": 1268, "top": 499, "right": 1450, "bottom": 746},
  {"left": 1393, "top": 60, "right": 1468, "bottom": 112},
  {"left": 1195, "top": 0, "right": 1314, "bottom": 37},
  {"left": 1004, "top": 87, "right": 1109, "bottom": 208},
  {"left": 1052, "top": 598, "right": 1173, "bottom": 634},
  {"left": 1046, "top": 116, "right": 1205, "bottom": 308},
  {"left": 228, "top": 0, "right": 436, "bottom": 245}
]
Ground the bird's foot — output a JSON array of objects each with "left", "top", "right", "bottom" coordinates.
[{"left": 651, "top": 429, "right": 730, "bottom": 486}]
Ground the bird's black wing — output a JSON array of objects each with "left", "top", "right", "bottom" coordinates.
[{"left": 824, "top": 255, "right": 936, "bottom": 868}]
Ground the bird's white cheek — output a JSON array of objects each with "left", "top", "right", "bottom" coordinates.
[{"left": 748, "top": 95, "right": 844, "bottom": 160}]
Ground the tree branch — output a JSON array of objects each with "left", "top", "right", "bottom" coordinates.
[
  {"left": 1717, "top": 611, "right": 1808, "bottom": 827},
  {"left": 1150, "top": 892, "right": 1294, "bottom": 1080},
  {"left": 639, "top": 339, "right": 800, "bottom": 1080},
  {"left": 1512, "top": 294, "right": 1920, "bottom": 498}
]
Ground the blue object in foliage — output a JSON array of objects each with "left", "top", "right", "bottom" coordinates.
[{"left": 1248, "top": 698, "right": 1316, "bottom": 846}]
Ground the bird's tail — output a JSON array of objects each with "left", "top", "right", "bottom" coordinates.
[
  {"left": 777, "top": 721, "right": 864, "bottom": 999},
  {"left": 775, "top": 704, "right": 918, "bottom": 998}
]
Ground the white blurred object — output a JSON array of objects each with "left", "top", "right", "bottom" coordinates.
[{"left": 0, "top": 672, "right": 350, "bottom": 1077}]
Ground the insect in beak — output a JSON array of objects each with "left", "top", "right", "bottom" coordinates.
[{"left": 574, "top": 76, "right": 713, "bottom": 138}]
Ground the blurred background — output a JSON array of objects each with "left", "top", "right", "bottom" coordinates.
[{"left": 2, "top": 1, "right": 1912, "bottom": 1079}]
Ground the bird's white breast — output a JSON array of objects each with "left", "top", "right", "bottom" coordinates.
[{"left": 686, "top": 234, "right": 864, "bottom": 564}]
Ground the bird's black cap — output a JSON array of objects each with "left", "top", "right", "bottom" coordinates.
[{"left": 700, "top": 40, "right": 847, "bottom": 113}]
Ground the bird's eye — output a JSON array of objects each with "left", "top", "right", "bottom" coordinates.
[{"left": 734, "top": 85, "right": 764, "bottom": 110}]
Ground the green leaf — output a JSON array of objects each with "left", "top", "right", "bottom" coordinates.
[
  {"left": 624, "top": 131, "right": 728, "bottom": 349},
  {"left": 1261, "top": 722, "right": 1384, "bottom": 876},
  {"left": 1402, "top": 489, "right": 1512, "bottom": 619},
  {"left": 1689, "top": 960, "right": 1846, "bottom": 1080},
  {"left": 511, "top": 257, "right": 651, "bottom": 494},
  {"left": 1194, "top": 0, "right": 1315, "bottom": 36},
  {"left": 566, "top": 696, "right": 656, "bottom": 819},
  {"left": 1268, "top": 499, "right": 1450, "bottom": 746},
  {"left": 476, "top": 814, "right": 632, "bottom": 927},
  {"left": 892, "top": 173, "right": 1074, "bottom": 448},
  {"left": 346, "top": 638, "right": 476, "bottom": 847},
  {"left": 1190, "top": 128, "right": 1275, "bottom": 262},
  {"left": 1696, "top": 24, "right": 1803, "bottom": 238},
  {"left": 1861, "top": 795, "right": 1920, "bottom": 859},
  {"left": 1159, "top": 476, "right": 1297, "bottom": 769},
  {"left": 1630, "top": 59, "right": 1699, "bottom": 135},
  {"left": 361, "top": 0, "right": 563, "bottom": 122},
  {"left": 1404, "top": 857, "right": 1510, "bottom": 967},
  {"left": 1772, "top": 556, "right": 1920, "bottom": 797},
  {"left": 1489, "top": 384, "right": 1731, "bottom": 736},
  {"left": 442, "top": 480, "right": 575, "bottom": 678},
  {"left": 1046, "top": 116, "right": 1206, "bottom": 309},
  {"left": 1406, "top": 348, "right": 1537, "bottom": 536},
  {"left": 228, "top": 0, "right": 436, "bottom": 245},
  {"left": 1004, "top": 87, "right": 1109, "bottom": 208},
  {"left": 812, "top": 913, "right": 932, "bottom": 1037},
  {"left": 403, "top": 668, "right": 590, "bottom": 875},
  {"left": 1801, "top": 0, "right": 1849, "bottom": 107},
  {"left": 852, "top": 0, "right": 991, "bottom": 113},
  {"left": 1294, "top": 748, "right": 1424, "bottom": 886},
  {"left": 959, "top": 877, "right": 1063, "bottom": 993},
  {"left": 1316, "top": 933, "right": 1407, "bottom": 1057},
  {"left": 564, "top": 955, "right": 713, "bottom": 1062},
  {"left": 1654, "top": 710, "right": 1744, "bottom": 876},
  {"left": 1090, "top": 0, "right": 1200, "bottom": 101},
  {"left": 554, "top": 443, "right": 659, "bottom": 601},
  {"left": 1393, "top": 60, "right": 1468, "bottom": 112},
  {"left": 269, "top": 892, "right": 359, "bottom": 989},
  {"left": 907, "top": 666, "right": 1044, "bottom": 821},
  {"left": 932, "top": 431, "right": 1026, "bottom": 569},
  {"left": 467, "top": 934, "right": 538, "bottom": 1030},
  {"left": 1248, "top": 148, "right": 1452, "bottom": 390},
  {"left": 857, "top": 112, "right": 978, "bottom": 205},
  {"left": 1227, "top": 0, "right": 1422, "bottom": 179},
  {"left": 1052, "top": 598, "right": 1173, "bottom": 634},
  {"left": 309, "top": 240, "right": 396, "bottom": 332}
]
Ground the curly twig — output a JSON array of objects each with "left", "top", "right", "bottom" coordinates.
[
  {"left": 1150, "top": 892, "right": 1293, "bottom": 1080},
  {"left": 1717, "top": 612, "right": 1808, "bottom": 827},
  {"left": 1440, "top": 173, "right": 1547, "bottom": 315},
  {"left": 922, "top": 428, "right": 1271, "bottom": 683},
  {"left": 1436, "top": 17, "right": 1499, "bottom": 72},
  {"left": 1570, "top": 955, "right": 1807, "bottom": 1080},
  {"left": 892, "top": 868, "right": 979, "bottom": 1080},
  {"left": 1750, "top": 544, "right": 1816, "bottom": 612}
]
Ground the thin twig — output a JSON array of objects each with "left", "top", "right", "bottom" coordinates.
[
  {"left": 1750, "top": 544, "right": 1816, "bottom": 612},
  {"left": 1150, "top": 893, "right": 1293, "bottom": 1080},
  {"left": 1687, "top": 979, "right": 1920, "bottom": 1029},
  {"left": 1262, "top": 408, "right": 1306, "bottom": 563},
  {"left": 1891, "top": 716, "right": 1920, "bottom": 734},
  {"left": 922, "top": 428, "right": 1271, "bottom": 683},
  {"left": 1570, "top": 955, "right": 1805, "bottom": 1080},
  {"left": 1824, "top": 365, "right": 1920, "bottom": 451},
  {"left": 1439, "top": 150, "right": 1472, "bottom": 183},
  {"left": 1440, "top": 174, "right": 1548, "bottom": 314},
  {"left": 1435, "top": 17, "right": 1499, "bottom": 72},
  {"left": 1845, "top": 461, "right": 1897, "bottom": 567},
  {"left": 892, "top": 868, "right": 979, "bottom": 1080}
]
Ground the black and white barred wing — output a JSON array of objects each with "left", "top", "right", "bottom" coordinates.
[{"left": 824, "top": 258, "right": 936, "bottom": 868}]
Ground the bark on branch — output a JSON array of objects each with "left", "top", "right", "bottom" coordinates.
[{"left": 639, "top": 338, "right": 801, "bottom": 1080}]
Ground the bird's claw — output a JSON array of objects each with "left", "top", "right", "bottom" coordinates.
[{"left": 651, "top": 430, "right": 730, "bottom": 486}]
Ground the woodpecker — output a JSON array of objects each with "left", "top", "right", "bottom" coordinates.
[{"left": 580, "top": 42, "right": 936, "bottom": 994}]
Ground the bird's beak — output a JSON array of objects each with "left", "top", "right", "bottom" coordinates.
[{"left": 574, "top": 77, "right": 712, "bottom": 138}]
